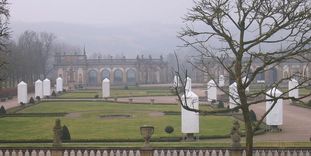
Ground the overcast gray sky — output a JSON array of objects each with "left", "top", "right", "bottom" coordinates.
[
  {"left": 9, "top": 0, "right": 193, "bottom": 57},
  {"left": 10, "top": 0, "right": 192, "bottom": 25}
]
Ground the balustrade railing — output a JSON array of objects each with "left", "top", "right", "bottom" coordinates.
[{"left": 0, "top": 147, "right": 310, "bottom": 156}]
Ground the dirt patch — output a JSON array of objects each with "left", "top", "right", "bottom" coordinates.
[
  {"left": 99, "top": 114, "right": 132, "bottom": 119},
  {"left": 65, "top": 112, "right": 81, "bottom": 118},
  {"left": 149, "top": 111, "right": 164, "bottom": 117}
]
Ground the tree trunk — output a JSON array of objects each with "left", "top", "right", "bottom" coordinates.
[{"left": 242, "top": 107, "right": 254, "bottom": 156}]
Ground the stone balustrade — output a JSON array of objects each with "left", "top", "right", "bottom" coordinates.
[{"left": 0, "top": 147, "right": 310, "bottom": 156}]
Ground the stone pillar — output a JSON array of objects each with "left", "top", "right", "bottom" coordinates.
[{"left": 35, "top": 80, "right": 43, "bottom": 98}]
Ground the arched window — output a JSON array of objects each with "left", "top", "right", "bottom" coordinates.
[
  {"left": 114, "top": 69, "right": 123, "bottom": 83},
  {"left": 102, "top": 69, "right": 110, "bottom": 80},
  {"left": 127, "top": 69, "right": 136, "bottom": 83},
  {"left": 88, "top": 70, "right": 98, "bottom": 85}
]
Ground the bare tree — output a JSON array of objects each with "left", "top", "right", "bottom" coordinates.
[
  {"left": 176, "top": 0, "right": 311, "bottom": 156},
  {"left": 0, "top": 0, "right": 9, "bottom": 84}
]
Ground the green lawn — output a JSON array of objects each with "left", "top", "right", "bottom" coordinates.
[
  {"left": 58, "top": 87, "right": 174, "bottom": 99},
  {"left": 0, "top": 101, "right": 239, "bottom": 141}
]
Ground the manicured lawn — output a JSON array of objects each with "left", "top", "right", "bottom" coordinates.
[
  {"left": 0, "top": 101, "right": 239, "bottom": 141},
  {"left": 58, "top": 87, "right": 174, "bottom": 99}
]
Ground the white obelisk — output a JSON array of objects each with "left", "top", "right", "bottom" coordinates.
[
  {"left": 43, "top": 78, "right": 51, "bottom": 97},
  {"left": 17, "top": 81, "right": 28, "bottom": 104},
  {"left": 207, "top": 80, "right": 217, "bottom": 102},
  {"left": 56, "top": 77, "right": 63, "bottom": 92},
  {"left": 35, "top": 79, "right": 43, "bottom": 98},
  {"left": 288, "top": 79, "right": 299, "bottom": 99},
  {"left": 102, "top": 78, "right": 110, "bottom": 98}
]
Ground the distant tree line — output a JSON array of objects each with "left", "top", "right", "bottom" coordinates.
[{"left": 1, "top": 30, "right": 81, "bottom": 89}]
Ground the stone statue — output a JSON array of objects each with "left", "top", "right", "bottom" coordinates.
[
  {"left": 53, "top": 119, "right": 62, "bottom": 147},
  {"left": 230, "top": 120, "right": 241, "bottom": 147}
]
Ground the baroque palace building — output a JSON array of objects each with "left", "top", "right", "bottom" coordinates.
[
  {"left": 191, "top": 58, "right": 310, "bottom": 86},
  {"left": 54, "top": 51, "right": 169, "bottom": 87}
]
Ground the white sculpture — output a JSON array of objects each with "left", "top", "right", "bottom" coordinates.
[
  {"left": 181, "top": 77, "right": 199, "bottom": 134},
  {"left": 229, "top": 82, "right": 239, "bottom": 109},
  {"left": 56, "top": 77, "right": 63, "bottom": 92},
  {"left": 207, "top": 80, "right": 217, "bottom": 102},
  {"left": 219, "top": 75, "right": 225, "bottom": 87},
  {"left": 43, "top": 78, "right": 51, "bottom": 97},
  {"left": 35, "top": 79, "right": 43, "bottom": 98},
  {"left": 266, "top": 88, "right": 283, "bottom": 126},
  {"left": 17, "top": 81, "right": 28, "bottom": 104},
  {"left": 173, "top": 75, "right": 180, "bottom": 87},
  {"left": 288, "top": 79, "right": 299, "bottom": 99},
  {"left": 102, "top": 78, "right": 110, "bottom": 98}
]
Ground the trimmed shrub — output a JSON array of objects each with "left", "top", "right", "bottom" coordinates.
[
  {"left": 218, "top": 101, "right": 224, "bottom": 108},
  {"left": 51, "top": 91, "right": 57, "bottom": 97},
  {"left": 61, "top": 125, "right": 71, "bottom": 141},
  {"left": 29, "top": 97, "right": 35, "bottom": 104},
  {"left": 94, "top": 95, "right": 99, "bottom": 99},
  {"left": 249, "top": 109, "right": 257, "bottom": 122},
  {"left": 20, "top": 102, "right": 25, "bottom": 105},
  {"left": 211, "top": 99, "right": 217, "bottom": 104},
  {"left": 0, "top": 106, "right": 6, "bottom": 114},
  {"left": 124, "top": 85, "right": 129, "bottom": 90},
  {"left": 164, "top": 125, "right": 174, "bottom": 134},
  {"left": 62, "top": 89, "right": 67, "bottom": 92},
  {"left": 35, "top": 96, "right": 41, "bottom": 101}
]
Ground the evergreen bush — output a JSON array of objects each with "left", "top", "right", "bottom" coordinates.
[
  {"left": 35, "top": 96, "right": 41, "bottom": 101},
  {"left": 52, "top": 91, "right": 57, "bottom": 97},
  {"left": 164, "top": 125, "right": 174, "bottom": 134},
  {"left": 29, "top": 97, "right": 35, "bottom": 104},
  {"left": 0, "top": 106, "right": 6, "bottom": 114},
  {"left": 218, "top": 101, "right": 224, "bottom": 108},
  {"left": 61, "top": 125, "right": 71, "bottom": 141}
]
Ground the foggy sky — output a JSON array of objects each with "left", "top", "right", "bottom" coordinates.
[{"left": 9, "top": 0, "right": 194, "bottom": 57}]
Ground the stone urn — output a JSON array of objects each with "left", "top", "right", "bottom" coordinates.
[{"left": 140, "top": 125, "right": 154, "bottom": 147}]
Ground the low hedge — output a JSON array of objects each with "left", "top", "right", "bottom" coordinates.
[{"left": 1, "top": 113, "right": 67, "bottom": 117}]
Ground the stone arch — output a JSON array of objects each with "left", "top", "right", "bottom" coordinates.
[
  {"left": 77, "top": 68, "right": 84, "bottom": 84},
  {"left": 269, "top": 67, "right": 278, "bottom": 84},
  {"left": 88, "top": 69, "right": 98, "bottom": 86},
  {"left": 126, "top": 68, "right": 137, "bottom": 84},
  {"left": 101, "top": 68, "right": 111, "bottom": 80},
  {"left": 113, "top": 68, "right": 124, "bottom": 83},
  {"left": 256, "top": 66, "right": 265, "bottom": 83}
]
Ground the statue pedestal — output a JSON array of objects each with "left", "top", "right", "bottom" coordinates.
[
  {"left": 230, "top": 149, "right": 242, "bottom": 156},
  {"left": 140, "top": 147, "right": 153, "bottom": 156},
  {"left": 51, "top": 150, "right": 63, "bottom": 156}
]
